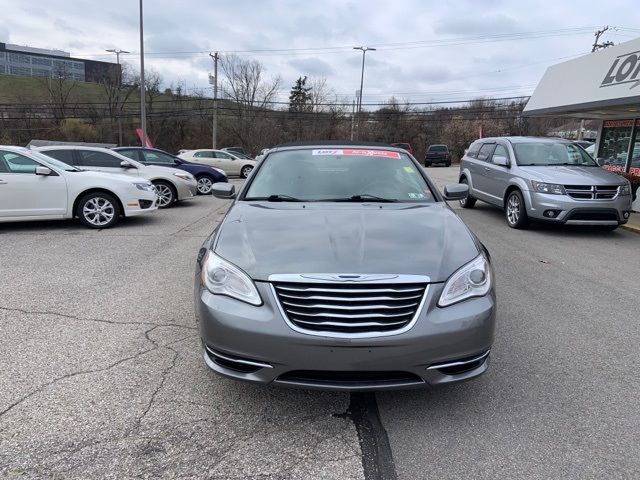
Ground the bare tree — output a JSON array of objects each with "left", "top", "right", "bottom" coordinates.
[
  {"left": 219, "top": 54, "right": 281, "bottom": 151},
  {"left": 40, "top": 64, "right": 77, "bottom": 123}
]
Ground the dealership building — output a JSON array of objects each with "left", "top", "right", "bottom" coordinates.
[
  {"left": 523, "top": 36, "right": 640, "bottom": 211},
  {"left": 0, "top": 43, "right": 120, "bottom": 83}
]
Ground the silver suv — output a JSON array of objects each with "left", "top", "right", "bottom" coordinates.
[{"left": 459, "top": 137, "right": 633, "bottom": 230}]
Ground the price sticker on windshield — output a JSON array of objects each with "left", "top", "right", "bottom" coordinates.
[{"left": 312, "top": 149, "right": 401, "bottom": 159}]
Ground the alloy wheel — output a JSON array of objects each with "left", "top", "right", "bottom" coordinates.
[
  {"left": 82, "top": 197, "right": 115, "bottom": 227},
  {"left": 197, "top": 176, "right": 214, "bottom": 194},
  {"left": 241, "top": 166, "right": 253, "bottom": 178},
  {"left": 155, "top": 183, "right": 174, "bottom": 207},
  {"left": 506, "top": 194, "right": 520, "bottom": 225}
]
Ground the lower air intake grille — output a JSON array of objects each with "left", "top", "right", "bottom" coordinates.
[{"left": 273, "top": 281, "right": 427, "bottom": 335}]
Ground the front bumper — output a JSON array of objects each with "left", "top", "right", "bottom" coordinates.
[
  {"left": 195, "top": 280, "right": 496, "bottom": 391},
  {"left": 175, "top": 178, "right": 198, "bottom": 200},
  {"left": 122, "top": 191, "right": 158, "bottom": 217},
  {"left": 525, "top": 190, "right": 633, "bottom": 225}
]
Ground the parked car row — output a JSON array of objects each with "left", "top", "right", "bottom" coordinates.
[
  {"left": 177, "top": 149, "right": 257, "bottom": 178},
  {"left": 0, "top": 144, "right": 234, "bottom": 229}
]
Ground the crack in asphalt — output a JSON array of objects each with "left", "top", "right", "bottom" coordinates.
[
  {"left": 0, "top": 305, "right": 196, "bottom": 331},
  {"left": 170, "top": 202, "right": 229, "bottom": 236},
  {"left": 0, "top": 325, "right": 196, "bottom": 420},
  {"left": 336, "top": 393, "right": 398, "bottom": 480},
  {"left": 134, "top": 347, "right": 180, "bottom": 429}
]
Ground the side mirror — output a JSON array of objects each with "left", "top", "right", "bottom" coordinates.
[
  {"left": 211, "top": 183, "right": 236, "bottom": 199},
  {"left": 35, "top": 166, "right": 52, "bottom": 176},
  {"left": 120, "top": 160, "right": 136, "bottom": 169},
  {"left": 442, "top": 183, "right": 469, "bottom": 201},
  {"left": 596, "top": 158, "right": 605, "bottom": 167},
  {"left": 493, "top": 155, "right": 509, "bottom": 167}
]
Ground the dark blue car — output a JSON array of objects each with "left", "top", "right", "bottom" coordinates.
[{"left": 113, "top": 147, "right": 228, "bottom": 195}]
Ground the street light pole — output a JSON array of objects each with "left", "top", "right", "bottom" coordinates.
[
  {"left": 209, "top": 52, "right": 219, "bottom": 149},
  {"left": 139, "top": 0, "right": 147, "bottom": 146},
  {"left": 105, "top": 48, "right": 130, "bottom": 146},
  {"left": 353, "top": 46, "right": 375, "bottom": 140}
]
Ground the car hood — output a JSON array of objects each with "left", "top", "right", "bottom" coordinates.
[
  {"left": 73, "top": 170, "right": 144, "bottom": 184},
  {"left": 213, "top": 202, "right": 480, "bottom": 282},
  {"left": 518, "top": 166, "right": 626, "bottom": 185}
]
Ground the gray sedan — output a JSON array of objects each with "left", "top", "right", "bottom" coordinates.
[{"left": 194, "top": 143, "right": 496, "bottom": 391}]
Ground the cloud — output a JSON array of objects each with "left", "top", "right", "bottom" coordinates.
[{"left": 287, "top": 57, "right": 335, "bottom": 77}]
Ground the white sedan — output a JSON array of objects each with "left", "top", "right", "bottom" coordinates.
[
  {"left": 0, "top": 146, "right": 158, "bottom": 229},
  {"left": 35, "top": 146, "right": 198, "bottom": 208},
  {"left": 178, "top": 149, "right": 256, "bottom": 178}
]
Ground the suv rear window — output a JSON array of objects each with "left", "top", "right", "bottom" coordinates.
[
  {"left": 477, "top": 144, "right": 495, "bottom": 161},
  {"left": 466, "top": 142, "right": 481, "bottom": 158},
  {"left": 428, "top": 145, "right": 447, "bottom": 152}
]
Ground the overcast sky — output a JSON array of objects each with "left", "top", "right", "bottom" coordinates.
[{"left": 2, "top": 0, "right": 640, "bottom": 106}]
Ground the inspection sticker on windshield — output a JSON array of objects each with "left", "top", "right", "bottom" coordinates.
[{"left": 312, "top": 149, "right": 401, "bottom": 159}]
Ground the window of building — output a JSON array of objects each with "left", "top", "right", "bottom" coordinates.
[
  {"left": 598, "top": 120, "right": 634, "bottom": 171},
  {"left": 31, "top": 57, "right": 52, "bottom": 66},
  {"left": 9, "top": 53, "right": 30, "bottom": 64},
  {"left": 9, "top": 66, "right": 31, "bottom": 76}
]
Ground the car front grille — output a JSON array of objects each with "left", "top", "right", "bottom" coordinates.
[
  {"left": 565, "top": 185, "right": 619, "bottom": 200},
  {"left": 272, "top": 281, "right": 427, "bottom": 336}
]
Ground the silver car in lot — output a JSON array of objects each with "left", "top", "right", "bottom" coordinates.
[
  {"left": 35, "top": 146, "right": 198, "bottom": 208},
  {"left": 195, "top": 143, "right": 496, "bottom": 391},
  {"left": 459, "top": 137, "right": 633, "bottom": 230}
]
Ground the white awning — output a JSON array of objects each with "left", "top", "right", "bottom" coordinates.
[{"left": 523, "top": 37, "right": 640, "bottom": 119}]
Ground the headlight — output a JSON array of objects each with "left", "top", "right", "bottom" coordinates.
[
  {"left": 531, "top": 181, "right": 566, "bottom": 195},
  {"left": 438, "top": 254, "right": 492, "bottom": 307},
  {"left": 619, "top": 183, "right": 631, "bottom": 196},
  {"left": 201, "top": 251, "right": 262, "bottom": 306},
  {"left": 134, "top": 182, "right": 155, "bottom": 191},
  {"left": 173, "top": 172, "right": 193, "bottom": 180}
]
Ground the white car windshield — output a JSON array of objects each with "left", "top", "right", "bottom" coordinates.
[{"left": 244, "top": 148, "right": 436, "bottom": 202}]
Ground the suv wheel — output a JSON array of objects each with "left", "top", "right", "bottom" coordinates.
[
  {"left": 77, "top": 192, "right": 120, "bottom": 229},
  {"left": 153, "top": 180, "right": 176, "bottom": 208},
  {"left": 505, "top": 190, "right": 529, "bottom": 229},
  {"left": 459, "top": 178, "right": 476, "bottom": 209}
]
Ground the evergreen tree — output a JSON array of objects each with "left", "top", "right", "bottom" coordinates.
[{"left": 288, "top": 76, "right": 312, "bottom": 112}]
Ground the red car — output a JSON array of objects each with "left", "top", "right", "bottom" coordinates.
[{"left": 391, "top": 142, "right": 413, "bottom": 155}]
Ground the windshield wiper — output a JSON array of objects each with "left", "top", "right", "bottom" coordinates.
[
  {"left": 331, "top": 194, "right": 398, "bottom": 203},
  {"left": 245, "top": 194, "right": 303, "bottom": 202}
]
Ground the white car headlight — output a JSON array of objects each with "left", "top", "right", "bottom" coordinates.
[
  {"left": 438, "top": 254, "right": 492, "bottom": 307},
  {"left": 201, "top": 251, "right": 262, "bottom": 306},
  {"left": 173, "top": 172, "right": 193, "bottom": 180},
  {"left": 134, "top": 182, "right": 155, "bottom": 191},
  {"left": 531, "top": 181, "right": 565, "bottom": 195}
]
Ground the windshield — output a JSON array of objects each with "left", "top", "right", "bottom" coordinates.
[
  {"left": 513, "top": 142, "right": 597, "bottom": 167},
  {"left": 244, "top": 148, "right": 436, "bottom": 202},
  {"left": 31, "top": 151, "right": 79, "bottom": 171},
  {"left": 429, "top": 145, "right": 447, "bottom": 152}
]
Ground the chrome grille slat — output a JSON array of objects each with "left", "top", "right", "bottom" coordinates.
[
  {"left": 273, "top": 281, "right": 427, "bottom": 336},
  {"left": 281, "top": 300, "right": 420, "bottom": 310},
  {"left": 287, "top": 309, "right": 413, "bottom": 319},
  {"left": 276, "top": 285, "right": 423, "bottom": 294},
  {"left": 277, "top": 292, "right": 423, "bottom": 302},
  {"left": 565, "top": 184, "right": 619, "bottom": 201},
  {"left": 292, "top": 319, "right": 408, "bottom": 328}
]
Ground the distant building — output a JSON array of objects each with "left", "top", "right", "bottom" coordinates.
[{"left": 0, "top": 42, "right": 120, "bottom": 84}]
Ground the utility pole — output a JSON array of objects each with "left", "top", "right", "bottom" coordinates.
[
  {"left": 106, "top": 48, "right": 130, "bottom": 145},
  {"left": 350, "top": 100, "right": 356, "bottom": 141},
  {"left": 353, "top": 46, "right": 376, "bottom": 140},
  {"left": 139, "top": 0, "right": 147, "bottom": 146},
  {"left": 209, "top": 52, "right": 219, "bottom": 149},
  {"left": 592, "top": 26, "right": 614, "bottom": 52}
]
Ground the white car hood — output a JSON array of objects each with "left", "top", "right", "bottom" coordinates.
[{"left": 75, "top": 170, "right": 145, "bottom": 185}]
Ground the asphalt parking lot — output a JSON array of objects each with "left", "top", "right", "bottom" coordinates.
[{"left": 1, "top": 170, "right": 639, "bottom": 479}]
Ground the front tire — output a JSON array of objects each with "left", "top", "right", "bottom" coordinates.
[
  {"left": 196, "top": 174, "right": 214, "bottom": 195},
  {"left": 505, "top": 190, "right": 529, "bottom": 229},
  {"left": 153, "top": 180, "right": 176, "bottom": 208},
  {"left": 77, "top": 192, "right": 120, "bottom": 229},
  {"left": 459, "top": 178, "right": 476, "bottom": 209},
  {"left": 241, "top": 165, "right": 253, "bottom": 179}
]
